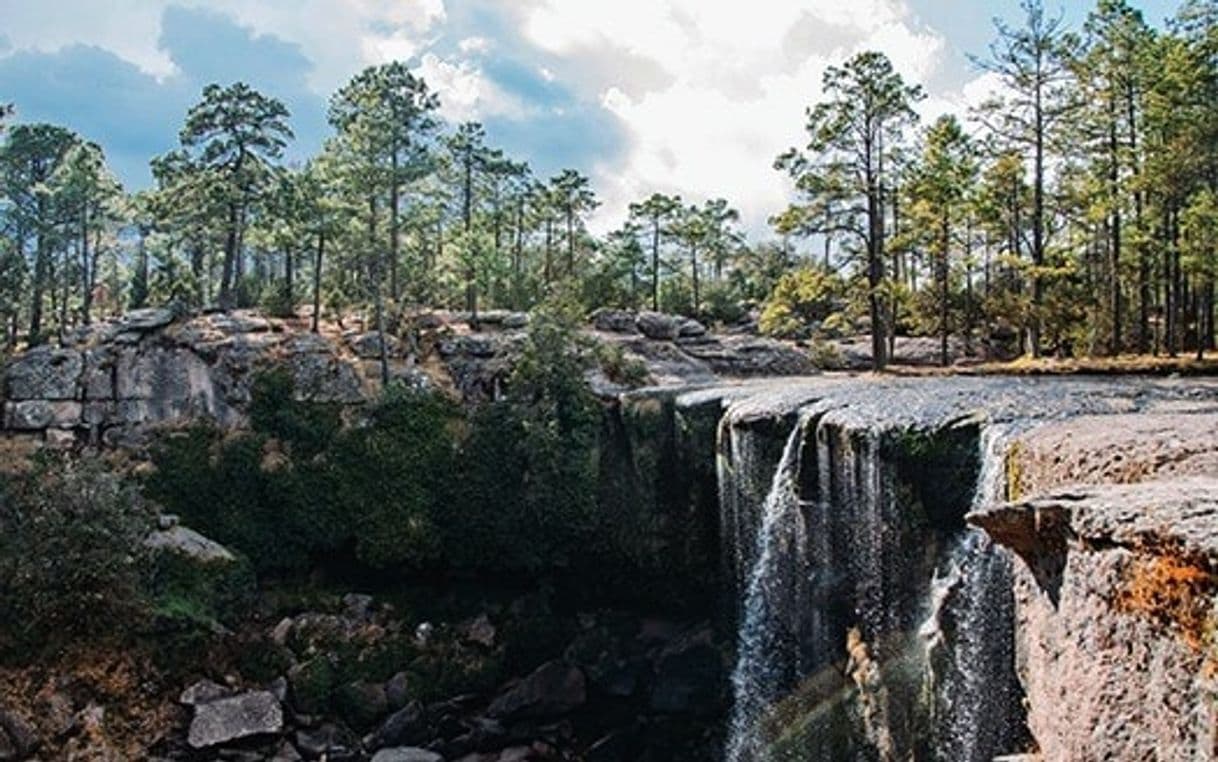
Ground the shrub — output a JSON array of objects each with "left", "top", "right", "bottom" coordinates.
[
  {"left": 759, "top": 267, "right": 844, "bottom": 338},
  {"left": 596, "top": 341, "right": 651, "bottom": 387},
  {"left": 0, "top": 456, "right": 152, "bottom": 652},
  {"left": 330, "top": 384, "right": 458, "bottom": 568}
]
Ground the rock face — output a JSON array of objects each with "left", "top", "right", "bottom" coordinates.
[
  {"left": 971, "top": 480, "right": 1218, "bottom": 762},
  {"left": 969, "top": 412, "right": 1218, "bottom": 761},
  {"left": 829, "top": 334, "right": 985, "bottom": 369},
  {"left": 186, "top": 690, "right": 284, "bottom": 748},
  {"left": 1, "top": 308, "right": 823, "bottom": 450}
]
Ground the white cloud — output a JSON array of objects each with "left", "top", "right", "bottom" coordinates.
[
  {"left": 0, "top": 0, "right": 449, "bottom": 92},
  {"left": 415, "top": 53, "right": 534, "bottom": 123},
  {"left": 458, "top": 36, "right": 491, "bottom": 55},
  {"left": 516, "top": 0, "right": 946, "bottom": 235}
]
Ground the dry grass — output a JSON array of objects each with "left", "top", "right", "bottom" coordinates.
[
  {"left": 0, "top": 646, "right": 185, "bottom": 760},
  {"left": 970, "top": 354, "right": 1218, "bottom": 377}
]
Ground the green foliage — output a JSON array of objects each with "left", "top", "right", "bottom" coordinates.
[
  {"left": 331, "top": 385, "right": 457, "bottom": 568},
  {"left": 759, "top": 267, "right": 845, "bottom": 338},
  {"left": 0, "top": 457, "right": 152, "bottom": 652},
  {"left": 596, "top": 340, "right": 651, "bottom": 387}
]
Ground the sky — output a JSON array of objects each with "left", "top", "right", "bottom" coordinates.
[{"left": 0, "top": 0, "right": 1184, "bottom": 235}]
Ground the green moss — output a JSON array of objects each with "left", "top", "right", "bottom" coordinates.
[{"left": 291, "top": 656, "right": 336, "bottom": 715}]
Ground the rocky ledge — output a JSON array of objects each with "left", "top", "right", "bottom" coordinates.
[
  {"left": 0, "top": 307, "right": 816, "bottom": 455},
  {"left": 971, "top": 413, "right": 1218, "bottom": 761}
]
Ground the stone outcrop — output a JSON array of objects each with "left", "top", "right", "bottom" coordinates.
[
  {"left": 969, "top": 412, "right": 1218, "bottom": 761},
  {"left": 1009, "top": 412, "right": 1218, "bottom": 499},
  {"left": 971, "top": 480, "right": 1218, "bottom": 762},
  {"left": 1, "top": 308, "right": 821, "bottom": 450}
]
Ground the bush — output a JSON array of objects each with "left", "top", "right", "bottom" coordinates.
[
  {"left": 596, "top": 341, "right": 650, "bottom": 387},
  {"left": 759, "top": 267, "right": 844, "bottom": 338},
  {"left": 331, "top": 384, "right": 458, "bottom": 568},
  {"left": 0, "top": 457, "right": 152, "bottom": 653}
]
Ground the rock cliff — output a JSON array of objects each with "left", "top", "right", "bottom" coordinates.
[
  {"left": 972, "top": 414, "right": 1218, "bottom": 761},
  {"left": 0, "top": 307, "right": 815, "bottom": 455}
]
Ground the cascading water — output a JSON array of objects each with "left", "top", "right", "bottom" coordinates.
[
  {"left": 920, "top": 424, "right": 1027, "bottom": 761},
  {"left": 724, "top": 410, "right": 815, "bottom": 762}
]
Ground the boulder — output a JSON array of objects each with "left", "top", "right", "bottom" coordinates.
[
  {"left": 487, "top": 660, "right": 586, "bottom": 720},
  {"left": 4, "top": 346, "right": 82, "bottom": 400},
  {"left": 119, "top": 307, "right": 176, "bottom": 332},
  {"left": 295, "top": 723, "right": 356, "bottom": 758},
  {"left": 385, "top": 672, "right": 411, "bottom": 710},
  {"left": 591, "top": 309, "right": 639, "bottom": 334},
  {"left": 371, "top": 749, "right": 444, "bottom": 762},
  {"left": 676, "top": 318, "right": 708, "bottom": 338},
  {"left": 180, "top": 679, "right": 232, "bottom": 707},
  {"left": 145, "top": 526, "right": 236, "bottom": 564},
  {"left": 208, "top": 311, "right": 270, "bottom": 335},
  {"left": 349, "top": 331, "right": 404, "bottom": 359},
  {"left": 635, "top": 311, "right": 681, "bottom": 341},
  {"left": 368, "top": 701, "right": 430, "bottom": 749},
  {"left": 186, "top": 690, "right": 283, "bottom": 749}
]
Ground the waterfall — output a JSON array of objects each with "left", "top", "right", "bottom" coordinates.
[
  {"left": 724, "top": 411, "right": 813, "bottom": 762},
  {"left": 921, "top": 424, "right": 1026, "bottom": 761}
]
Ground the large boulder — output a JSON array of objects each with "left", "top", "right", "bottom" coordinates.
[
  {"left": 635, "top": 312, "right": 681, "bottom": 341},
  {"left": 186, "top": 690, "right": 283, "bottom": 749},
  {"left": 486, "top": 660, "right": 586, "bottom": 720},
  {"left": 145, "top": 526, "right": 236, "bottom": 564},
  {"left": 591, "top": 309, "right": 639, "bottom": 334},
  {"left": 4, "top": 346, "right": 82, "bottom": 400},
  {"left": 118, "top": 307, "right": 176, "bottom": 332}
]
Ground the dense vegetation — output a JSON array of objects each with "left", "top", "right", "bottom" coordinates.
[{"left": 1, "top": 0, "right": 1217, "bottom": 370}]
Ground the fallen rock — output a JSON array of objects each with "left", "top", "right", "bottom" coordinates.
[
  {"left": 368, "top": 701, "right": 430, "bottom": 749},
  {"left": 180, "top": 679, "right": 232, "bottom": 706},
  {"left": 145, "top": 526, "right": 236, "bottom": 563},
  {"left": 120, "top": 307, "right": 176, "bottom": 332},
  {"left": 487, "top": 660, "right": 586, "bottom": 720},
  {"left": 187, "top": 690, "right": 283, "bottom": 749}
]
